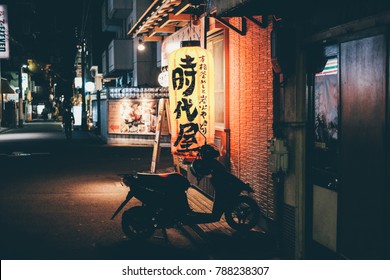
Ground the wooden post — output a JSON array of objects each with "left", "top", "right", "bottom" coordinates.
[
  {"left": 163, "top": 99, "right": 181, "bottom": 173},
  {"left": 150, "top": 98, "right": 181, "bottom": 174},
  {"left": 151, "top": 98, "right": 165, "bottom": 173}
]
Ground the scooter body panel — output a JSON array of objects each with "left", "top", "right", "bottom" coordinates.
[
  {"left": 115, "top": 145, "right": 260, "bottom": 238},
  {"left": 124, "top": 173, "right": 192, "bottom": 214}
]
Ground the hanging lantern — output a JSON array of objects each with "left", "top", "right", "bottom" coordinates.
[{"left": 168, "top": 40, "right": 215, "bottom": 157}]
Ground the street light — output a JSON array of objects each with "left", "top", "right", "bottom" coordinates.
[
  {"left": 18, "top": 64, "right": 28, "bottom": 128},
  {"left": 137, "top": 37, "right": 145, "bottom": 51}
]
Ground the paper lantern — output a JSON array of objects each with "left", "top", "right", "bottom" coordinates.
[{"left": 168, "top": 41, "right": 215, "bottom": 156}]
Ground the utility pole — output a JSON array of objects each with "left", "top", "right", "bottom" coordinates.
[{"left": 81, "top": 39, "right": 87, "bottom": 129}]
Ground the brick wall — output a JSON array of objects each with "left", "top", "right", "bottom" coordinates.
[{"left": 228, "top": 17, "right": 275, "bottom": 218}]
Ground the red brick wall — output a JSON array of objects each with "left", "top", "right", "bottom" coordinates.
[{"left": 228, "top": 17, "right": 275, "bottom": 217}]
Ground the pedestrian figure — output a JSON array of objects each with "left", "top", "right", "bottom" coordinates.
[{"left": 63, "top": 107, "right": 75, "bottom": 140}]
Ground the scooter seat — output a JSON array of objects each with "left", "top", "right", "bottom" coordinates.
[{"left": 136, "top": 172, "right": 190, "bottom": 191}]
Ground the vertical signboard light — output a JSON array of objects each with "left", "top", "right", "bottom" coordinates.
[
  {"left": 0, "top": 5, "right": 10, "bottom": 59},
  {"left": 168, "top": 41, "right": 215, "bottom": 156},
  {"left": 0, "top": 4, "right": 10, "bottom": 127}
]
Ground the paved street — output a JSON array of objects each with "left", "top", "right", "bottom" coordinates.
[{"left": 0, "top": 122, "right": 277, "bottom": 260}]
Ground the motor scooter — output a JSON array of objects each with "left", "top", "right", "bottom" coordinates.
[{"left": 111, "top": 144, "right": 260, "bottom": 239}]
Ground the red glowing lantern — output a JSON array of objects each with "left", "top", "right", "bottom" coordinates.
[{"left": 168, "top": 41, "right": 215, "bottom": 156}]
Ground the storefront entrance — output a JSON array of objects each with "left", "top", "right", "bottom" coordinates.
[{"left": 309, "top": 31, "right": 389, "bottom": 259}]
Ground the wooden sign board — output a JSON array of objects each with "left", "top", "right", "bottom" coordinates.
[
  {"left": 150, "top": 98, "right": 181, "bottom": 173},
  {"left": 151, "top": 99, "right": 168, "bottom": 173},
  {"left": 161, "top": 106, "right": 170, "bottom": 136}
]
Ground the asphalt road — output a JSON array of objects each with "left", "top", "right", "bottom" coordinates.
[{"left": 0, "top": 122, "right": 206, "bottom": 260}]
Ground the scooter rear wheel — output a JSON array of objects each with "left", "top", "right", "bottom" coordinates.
[
  {"left": 121, "top": 206, "right": 155, "bottom": 239},
  {"left": 225, "top": 196, "right": 260, "bottom": 231}
]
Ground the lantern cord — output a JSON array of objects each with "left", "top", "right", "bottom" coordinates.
[
  {"left": 187, "top": 14, "right": 200, "bottom": 42},
  {"left": 192, "top": 15, "right": 200, "bottom": 41},
  {"left": 189, "top": 17, "right": 192, "bottom": 40}
]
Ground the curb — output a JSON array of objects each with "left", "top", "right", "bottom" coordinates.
[{"left": 0, "top": 127, "right": 12, "bottom": 134}]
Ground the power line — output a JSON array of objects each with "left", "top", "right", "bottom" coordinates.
[{"left": 80, "top": 0, "right": 91, "bottom": 41}]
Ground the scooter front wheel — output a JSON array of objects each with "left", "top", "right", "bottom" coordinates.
[
  {"left": 121, "top": 206, "right": 155, "bottom": 239},
  {"left": 225, "top": 196, "right": 260, "bottom": 232}
]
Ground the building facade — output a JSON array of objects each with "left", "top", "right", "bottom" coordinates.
[{"left": 87, "top": 0, "right": 390, "bottom": 259}]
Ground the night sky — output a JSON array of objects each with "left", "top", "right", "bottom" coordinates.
[{"left": 4, "top": 0, "right": 103, "bottom": 80}]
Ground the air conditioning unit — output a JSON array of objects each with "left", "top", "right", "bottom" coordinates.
[{"left": 107, "top": 39, "right": 133, "bottom": 73}]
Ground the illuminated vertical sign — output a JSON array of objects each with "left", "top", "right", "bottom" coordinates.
[
  {"left": 0, "top": 5, "right": 10, "bottom": 59},
  {"left": 22, "top": 73, "right": 28, "bottom": 97},
  {"left": 168, "top": 41, "right": 215, "bottom": 156},
  {"left": 72, "top": 105, "right": 82, "bottom": 126}
]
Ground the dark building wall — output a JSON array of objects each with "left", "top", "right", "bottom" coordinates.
[{"left": 280, "top": 7, "right": 390, "bottom": 259}]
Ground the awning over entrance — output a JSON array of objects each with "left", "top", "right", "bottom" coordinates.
[
  {"left": 1, "top": 78, "right": 15, "bottom": 94},
  {"left": 128, "top": 0, "right": 200, "bottom": 41},
  {"left": 128, "top": 0, "right": 273, "bottom": 40}
]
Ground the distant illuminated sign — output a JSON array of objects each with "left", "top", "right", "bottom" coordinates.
[
  {"left": 316, "top": 57, "right": 338, "bottom": 76},
  {"left": 74, "top": 77, "right": 82, "bottom": 88},
  {"left": 85, "top": 82, "right": 95, "bottom": 92},
  {"left": 22, "top": 73, "right": 28, "bottom": 97},
  {"left": 158, "top": 71, "right": 169, "bottom": 87},
  {"left": 0, "top": 5, "right": 10, "bottom": 59},
  {"left": 108, "top": 99, "right": 158, "bottom": 135},
  {"left": 73, "top": 105, "right": 82, "bottom": 126},
  {"left": 37, "top": 104, "right": 45, "bottom": 115}
]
